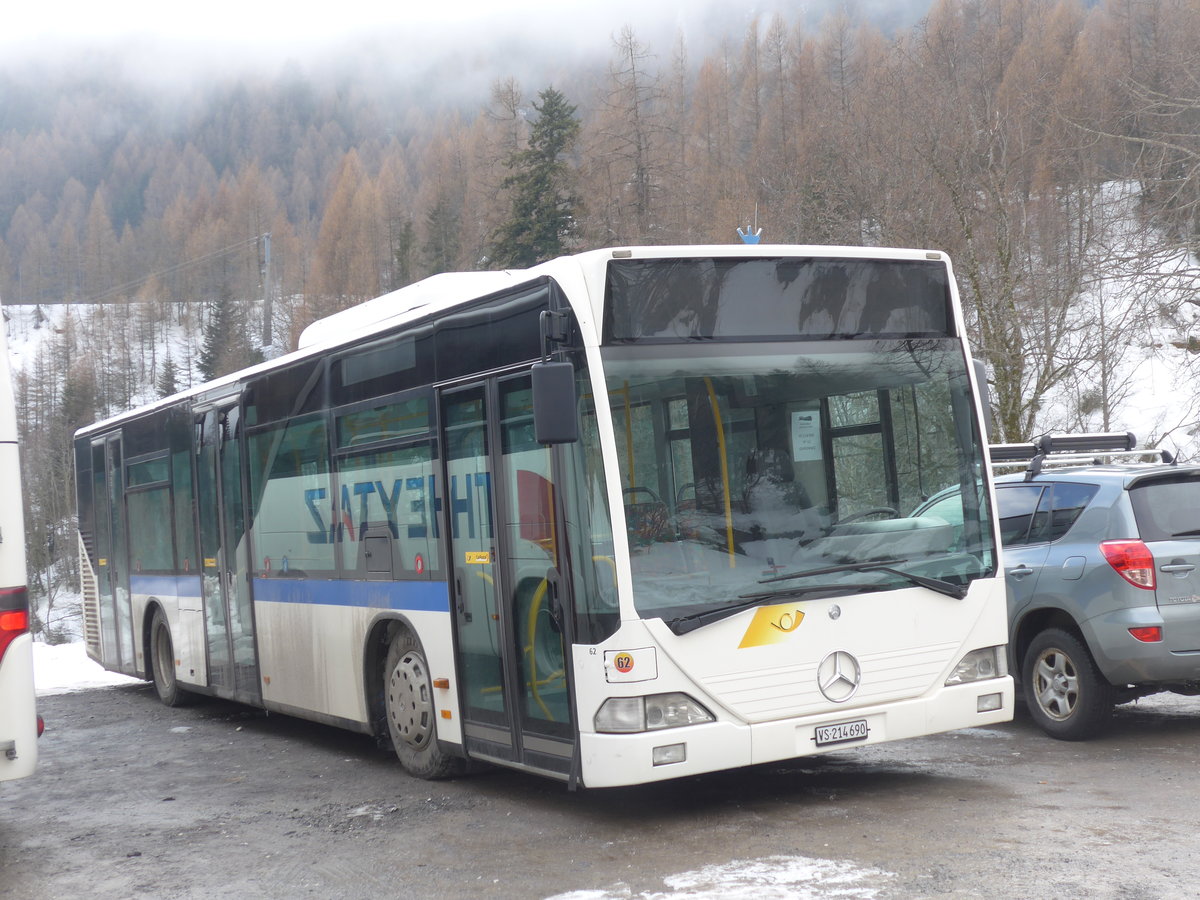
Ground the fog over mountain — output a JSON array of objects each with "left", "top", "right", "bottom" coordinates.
[{"left": 0, "top": 0, "right": 934, "bottom": 100}]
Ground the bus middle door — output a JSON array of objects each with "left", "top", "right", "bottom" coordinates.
[{"left": 195, "top": 402, "right": 261, "bottom": 702}]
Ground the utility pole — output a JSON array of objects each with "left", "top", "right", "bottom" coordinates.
[{"left": 259, "top": 232, "right": 272, "bottom": 349}]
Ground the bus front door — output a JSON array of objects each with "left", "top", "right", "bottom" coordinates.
[
  {"left": 196, "top": 403, "right": 261, "bottom": 702},
  {"left": 441, "top": 374, "right": 575, "bottom": 777}
]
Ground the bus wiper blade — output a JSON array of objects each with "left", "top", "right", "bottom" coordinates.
[
  {"left": 859, "top": 564, "right": 968, "bottom": 600},
  {"left": 666, "top": 561, "right": 969, "bottom": 636},
  {"left": 757, "top": 558, "right": 908, "bottom": 585},
  {"left": 664, "top": 584, "right": 865, "bottom": 636},
  {"left": 759, "top": 558, "right": 968, "bottom": 600}
]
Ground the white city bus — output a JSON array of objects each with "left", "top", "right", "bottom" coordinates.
[
  {"left": 0, "top": 308, "right": 38, "bottom": 783},
  {"left": 75, "top": 245, "right": 1012, "bottom": 788}
]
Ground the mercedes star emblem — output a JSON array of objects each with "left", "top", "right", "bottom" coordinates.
[{"left": 817, "top": 649, "right": 862, "bottom": 703}]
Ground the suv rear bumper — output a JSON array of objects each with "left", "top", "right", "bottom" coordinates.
[{"left": 1085, "top": 607, "right": 1200, "bottom": 685}]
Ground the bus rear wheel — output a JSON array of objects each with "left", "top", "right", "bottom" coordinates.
[
  {"left": 149, "top": 608, "right": 190, "bottom": 707},
  {"left": 384, "top": 630, "right": 465, "bottom": 779}
]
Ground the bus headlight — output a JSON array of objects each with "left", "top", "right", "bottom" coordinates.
[
  {"left": 594, "top": 692, "right": 715, "bottom": 734},
  {"left": 945, "top": 646, "right": 1006, "bottom": 685}
]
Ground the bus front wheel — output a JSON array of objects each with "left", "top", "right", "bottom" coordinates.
[{"left": 384, "top": 630, "right": 465, "bottom": 779}]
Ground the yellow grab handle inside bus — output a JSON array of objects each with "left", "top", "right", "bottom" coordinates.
[
  {"left": 704, "top": 378, "right": 736, "bottom": 567},
  {"left": 525, "top": 578, "right": 562, "bottom": 720}
]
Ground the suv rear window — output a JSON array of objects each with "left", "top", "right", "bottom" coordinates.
[
  {"left": 1129, "top": 475, "right": 1200, "bottom": 541},
  {"left": 996, "top": 481, "right": 1098, "bottom": 546},
  {"left": 1042, "top": 482, "right": 1099, "bottom": 542},
  {"left": 996, "top": 484, "right": 1045, "bottom": 545}
]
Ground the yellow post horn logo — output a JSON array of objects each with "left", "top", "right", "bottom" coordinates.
[{"left": 738, "top": 604, "right": 805, "bottom": 648}]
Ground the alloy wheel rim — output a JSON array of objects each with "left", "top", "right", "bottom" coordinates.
[{"left": 1034, "top": 649, "right": 1078, "bottom": 721}]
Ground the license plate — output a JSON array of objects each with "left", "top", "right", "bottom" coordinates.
[{"left": 814, "top": 718, "right": 869, "bottom": 747}]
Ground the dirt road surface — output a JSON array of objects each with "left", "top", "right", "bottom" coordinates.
[{"left": 4, "top": 683, "right": 1200, "bottom": 899}]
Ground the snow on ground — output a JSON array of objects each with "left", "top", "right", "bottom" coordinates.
[
  {"left": 31, "top": 639, "right": 140, "bottom": 697},
  {"left": 543, "top": 855, "right": 894, "bottom": 900}
]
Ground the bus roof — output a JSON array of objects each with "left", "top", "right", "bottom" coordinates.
[
  {"left": 297, "top": 244, "right": 947, "bottom": 350},
  {"left": 73, "top": 244, "right": 949, "bottom": 439},
  {"left": 296, "top": 270, "right": 524, "bottom": 351}
]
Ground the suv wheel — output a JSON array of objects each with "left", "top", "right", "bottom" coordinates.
[{"left": 1022, "top": 627, "right": 1115, "bottom": 740}]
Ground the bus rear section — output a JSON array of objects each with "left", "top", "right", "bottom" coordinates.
[{"left": 0, "top": 315, "right": 37, "bottom": 784}]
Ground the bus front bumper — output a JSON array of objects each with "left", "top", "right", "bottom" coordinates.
[{"left": 577, "top": 675, "right": 1014, "bottom": 788}]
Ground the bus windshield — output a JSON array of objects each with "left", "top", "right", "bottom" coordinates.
[{"left": 599, "top": 339, "right": 994, "bottom": 628}]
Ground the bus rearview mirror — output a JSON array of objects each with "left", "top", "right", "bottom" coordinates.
[{"left": 532, "top": 361, "right": 578, "bottom": 444}]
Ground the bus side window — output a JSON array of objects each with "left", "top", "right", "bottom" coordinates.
[
  {"left": 247, "top": 414, "right": 336, "bottom": 577},
  {"left": 335, "top": 443, "right": 440, "bottom": 579}
]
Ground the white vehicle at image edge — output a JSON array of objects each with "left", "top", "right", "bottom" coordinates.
[{"left": 0, "top": 302, "right": 41, "bottom": 783}]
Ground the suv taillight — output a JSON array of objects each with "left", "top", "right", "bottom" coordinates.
[{"left": 1100, "top": 540, "right": 1156, "bottom": 590}]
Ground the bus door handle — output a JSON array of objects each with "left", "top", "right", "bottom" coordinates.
[{"left": 454, "top": 568, "right": 472, "bottom": 622}]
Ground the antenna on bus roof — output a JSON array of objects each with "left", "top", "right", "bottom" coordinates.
[{"left": 737, "top": 204, "right": 762, "bottom": 244}]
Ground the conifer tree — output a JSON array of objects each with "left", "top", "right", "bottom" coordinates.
[
  {"left": 198, "top": 287, "right": 263, "bottom": 381},
  {"left": 491, "top": 87, "right": 581, "bottom": 269},
  {"left": 157, "top": 351, "right": 180, "bottom": 398},
  {"left": 423, "top": 191, "right": 462, "bottom": 275}
]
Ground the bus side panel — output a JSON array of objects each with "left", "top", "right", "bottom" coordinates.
[
  {"left": 129, "top": 588, "right": 148, "bottom": 678},
  {"left": 252, "top": 580, "right": 461, "bottom": 743},
  {"left": 130, "top": 575, "right": 207, "bottom": 688}
]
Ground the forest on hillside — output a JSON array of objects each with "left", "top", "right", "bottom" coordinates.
[{"left": 3, "top": 0, "right": 1200, "bottom": 633}]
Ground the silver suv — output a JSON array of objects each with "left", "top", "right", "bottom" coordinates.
[
  {"left": 997, "top": 433, "right": 1200, "bottom": 739},
  {"left": 919, "top": 432, "right": 1200, "bottom": 739}
]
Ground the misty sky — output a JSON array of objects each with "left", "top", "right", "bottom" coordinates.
[
  {"left": 1, "top": 0, "right": 932, "bottom": 103},
  {"left": 0, "top": 0, "right": 729, "bottom": 84},
  {"left": 8, "top": 0, "right": 556, "bottom": 39},
  {"left": 5, "top": 0, "right": 694, "bottom": 46},
  {"left": 2, "top": 0, "right": 932, "bottom": 59}
]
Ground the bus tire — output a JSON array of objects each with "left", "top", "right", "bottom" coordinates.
[
  {"left": 149, "top": 608, "right": 190, "bottom": 707},
  {"left": 1022, "top": 627, "right": 1114, "bottom": 740},
  {"left": 384, "top": 630, "right": 465, "bottom": 779}
]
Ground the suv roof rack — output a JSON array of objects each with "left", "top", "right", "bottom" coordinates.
[{"left": 989, "top": 432, "right": 1177, "bottom": 481}]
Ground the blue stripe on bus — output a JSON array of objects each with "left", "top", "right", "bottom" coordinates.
[
  {"left": 252, "top": 578, "right": 451, "bottom": 613},
  {"left": 130, "top": 574, "right": 203, "bottom": 596},
  {"left": 129, "top": 573, "right": 449, "bottom": 613}
]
